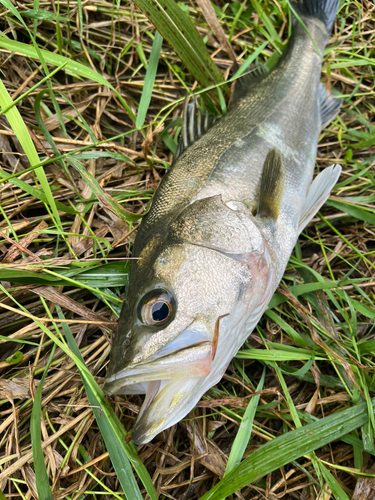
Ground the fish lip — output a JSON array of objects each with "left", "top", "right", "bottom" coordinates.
[{"left": 131, "top": 429, "right": 146, "bottom": 446}]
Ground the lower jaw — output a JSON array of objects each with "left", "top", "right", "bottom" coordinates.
[{"left": 131, "top": 378, "right": 191, "bottom": 444}]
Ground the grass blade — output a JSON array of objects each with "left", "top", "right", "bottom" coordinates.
[
  {"left": 0, "top": 262, "right": 129, "bottom": 289},
  {"left": 30, "top": 345, "right": 56, "bottom": 500},
  {"left": 224, "top": 367, "right": 265, "bottom": 475},
  {"left": 0, "top": 165, "right": 76, "bottom": 215},
  {"left": 55, "top": 307, "right": 157, "bottom": 500},
  {"left": 232, "top": 41, "right": 269, "bottom": 78},
  {"left": 0, "top": 35, "right": 136, "bottom": 122},
  {"left": 200, "top": 399, "right": 375, "bottom": 500},
  {"left": 319, "top": 461, "right": 351, "bottom": 500},
  {"left": 325, "top": 199, "right": 375, "bottom": 225},
  {"left": 68, "top": 157, "right": 141, "bottom": 221},
  {"left": 132, "top": 0, "right": 229, "bottom": 97},
  {"left": 250, "top": 0, "right": 281, "bottom": 44},
  {"left": 236, "top": 347, "right": 322, "bottom": 361},
  {"left": 136, "top": 32, "right": 163, "bottom": 129},
  {"left": 0, "top": 80, "right": 62, "bottom": 229}
]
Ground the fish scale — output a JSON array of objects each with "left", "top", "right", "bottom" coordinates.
[{"left": 104, "top": 0, "right": 343, "bottom": 445}]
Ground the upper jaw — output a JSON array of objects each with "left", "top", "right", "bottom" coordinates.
[
  {"left": 103, "top": 340, "right": 213, "bottom": 393},
  {"left": 103, "top": 325, "right": 213, "bottom": 394}
]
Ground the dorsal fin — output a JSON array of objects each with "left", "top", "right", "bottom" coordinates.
[
  {"left": 174, "top": 97, "right": 218, "bottom": 160},
  {"left": 257, "top": 148, "right": 284, "bottom": 221},
  {"left": 231, "top": 65, "right": 269, "bottom": 105}
]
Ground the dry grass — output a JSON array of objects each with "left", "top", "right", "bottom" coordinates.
[{"left": 0, "top": 0, "right": 375, "bottom": 499}]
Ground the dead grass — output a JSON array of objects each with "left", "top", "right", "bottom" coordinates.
[{"left": 0, "top": 0, "right": 374, "bottom": 499}]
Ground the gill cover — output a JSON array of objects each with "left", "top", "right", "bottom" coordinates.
[{"left": 170, "top": 194, "right": 267, "bottom": 257}]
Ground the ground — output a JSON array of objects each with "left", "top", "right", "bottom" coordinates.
[{"left": 0, "top": 0, "right": 374, "bottom": 499}]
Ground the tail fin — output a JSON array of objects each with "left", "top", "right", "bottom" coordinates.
[{"left": 291, "top": 0, "right": 340, "bottom": 39}]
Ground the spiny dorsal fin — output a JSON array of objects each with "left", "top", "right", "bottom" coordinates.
[
  {"left": 257, "top": 148, "right": 284, "bottom": 221},
  {"left": 231, "top": 65, "right": 269, "bottom": 105},
  {"left": 319, "top": 83, "right": 343, "bottom": 130},
  {"left": 175, "top": 97, "right": 218, "bottom": 160}
]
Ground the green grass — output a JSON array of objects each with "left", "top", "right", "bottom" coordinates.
[{"left": 0, "top": 0, "right": 374, "bottom": 499}]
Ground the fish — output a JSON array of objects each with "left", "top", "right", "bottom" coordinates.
[{"left": 103, "top": 0, "right": 342, "bottom": 445}]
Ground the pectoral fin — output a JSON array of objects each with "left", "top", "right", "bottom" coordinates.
[
  {"left": 298, "top": 164, "right": 341, "bottom": 232},
  {"left": 257, "top": 148, "right": 284, "bottom": 221}
]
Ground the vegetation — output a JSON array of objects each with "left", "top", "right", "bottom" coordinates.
[{"left": 0, "top": 0, "right": 374, "bottom": 498}]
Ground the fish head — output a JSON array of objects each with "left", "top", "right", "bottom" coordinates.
[
  {"left": 104, "top": 197, "right": 276, "bottom": 443},
  {"left": 104, "top": 238, "right": 219, "bottom": 387}
]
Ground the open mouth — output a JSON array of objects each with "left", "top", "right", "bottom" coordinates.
[
  {"left": 102, "top": 321, "right": 227, "bottom": 444},
  {"left": 102, "top": 330, "right": 216, "bottom": 444},
  {"left": 104, "top": 359, "right": 204, "bottom": 445}
]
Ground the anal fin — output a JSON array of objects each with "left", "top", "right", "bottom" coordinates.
[
  {"left": 319, "top": 83, "right": 342, "bottom": 129},
  {"left": 257, "top": 148, "right": 284, "bottom": 221},
  {"left": 298, "top": 164, "right": 341, "bottom": 232}
]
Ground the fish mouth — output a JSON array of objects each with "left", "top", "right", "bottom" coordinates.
[
  {"left": 128, "top": 316, "right": 227, "bottom": 444},
  {"left": 103, "top": 329, "right": 216, "bottom": 444}
]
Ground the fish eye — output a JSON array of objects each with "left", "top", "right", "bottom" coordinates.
[{"left": 138, "top": 289, "right": 175, "bottom": 327}]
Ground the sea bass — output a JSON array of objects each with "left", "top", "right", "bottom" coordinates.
[{"left": 104, "top": 0, "right": 342, "bottom": 444}]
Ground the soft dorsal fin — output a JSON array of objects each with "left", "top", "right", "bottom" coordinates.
[
  {"left": 174, "top": 97, "right": 218, "bottom": 159},
  {"left": 257, "top": 148, "right": 284, "bottom": 221},
  {"left": 231, "top": 65, "right": 269, "bottom": 105},
  {"left": 298, "top": 164, "right": 341, "bottom": 232},
  {"left": 319, "top": 83, "right": 342, "bottom": 130}
]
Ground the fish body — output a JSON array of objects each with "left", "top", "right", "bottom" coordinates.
[{"left": 104, "top": 0, "right": 342, "bottom": 444}]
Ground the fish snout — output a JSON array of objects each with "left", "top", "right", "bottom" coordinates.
[
  {"left": 103, "top": 376, "right": 128, "bottom": 396},
  {"left": 103, "top": 332, "right": 150, "bottom": 395}
]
